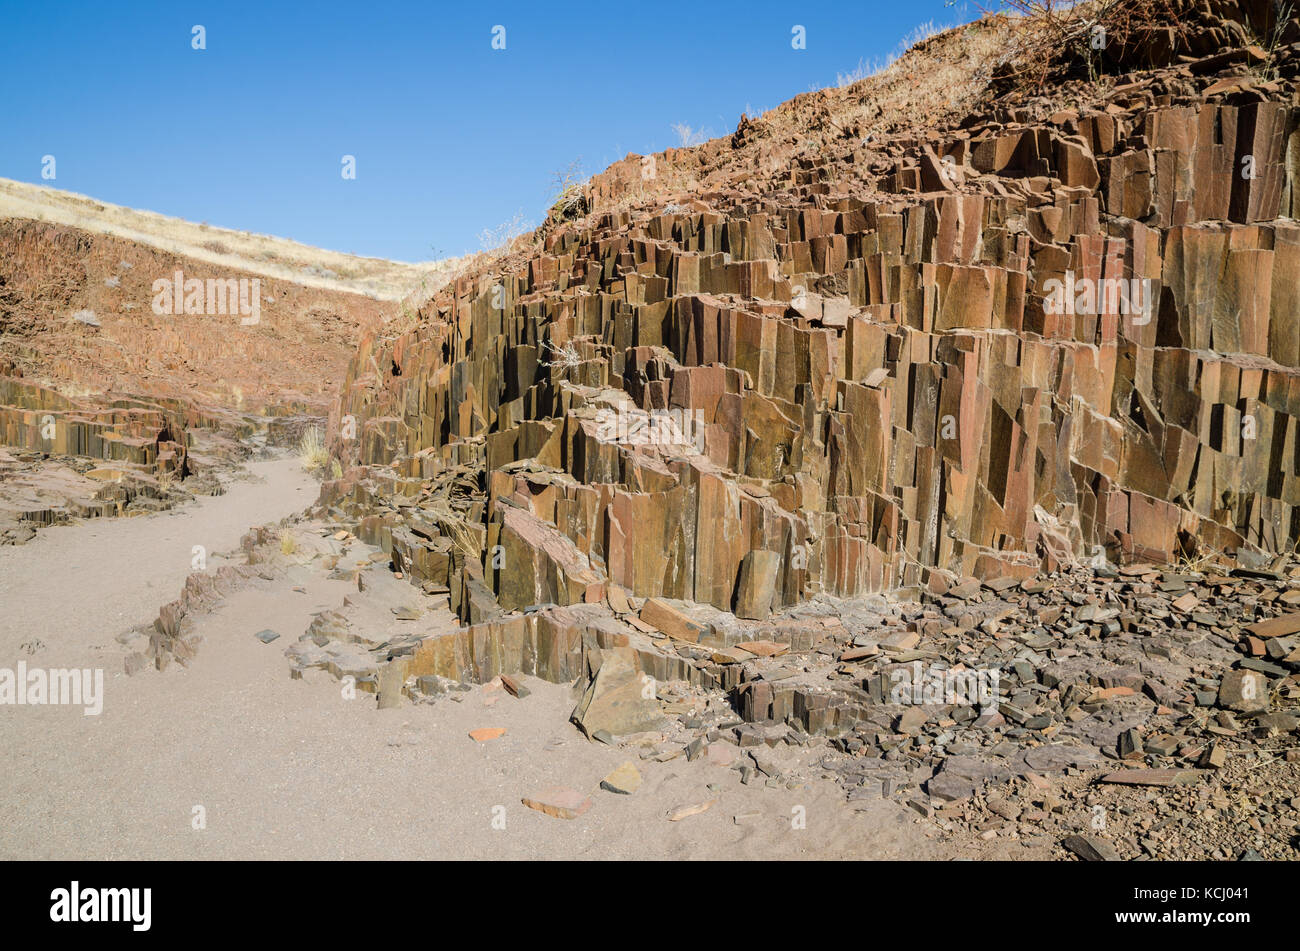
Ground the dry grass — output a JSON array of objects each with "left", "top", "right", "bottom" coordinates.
[
  {"left": 298, "top": 427, "right": 330, "bottom": 473},
  {"left": 539, "top": 339, "right": 583, "bottom": 370},
  {"left": 423, "top": 497, "right": 480, "bottom": 558},
  {"left": 477, "top": 211, "right": 535, "bottom": 254},
  {"left": 0, "top": 176, "right": 460, "bottom": 302},
  {"left": 279, "top": 530, "right": 298, "bottom": 556},
  {"left": 983, "top": 0, "right": 1191, "bottom": 89},
  {"left": 671, "top": 123, "right": 711, "bottom": 147},
  {"left": 548, "top": 159, "right": 590, "bottom": 222},
  {"left": 835, "top": 18, "right": 953, "bottom": 87},
  {"left": 1246, "top": 0, "right": 1296, "bottom": 81}
]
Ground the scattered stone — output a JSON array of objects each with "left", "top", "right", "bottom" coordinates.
[
  {"left": 500, "top": 674, "right": 531, "bottom": 698},
  {"left": 1098, "top": 769, "right": 1200, "bottom": 787},
  {"left": 668, "top": 798, "right": 718, "bottom": 821},
  {"left": 1061, "top": 834, "right": 1120, "bottom": 861},
  {"left": 600, "top": 761, "right": 642, "bottom": 795},
  {"left": 1217, "top": 670, "right": 1269, "bottom": 714},
  {"left": 571, "top": 647, "right": 666, "bottom": 738},
  {"left": 522, "top": 787, "right": 592, "bottom": 819}
]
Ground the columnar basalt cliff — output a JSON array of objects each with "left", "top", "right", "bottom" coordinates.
[{"left": 326, "top": 3, "right": 1300, "bottom": 633}]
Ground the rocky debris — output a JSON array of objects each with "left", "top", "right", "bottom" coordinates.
[
  {"left": 254, "top": 629, "right": 280, "bottom": 644},
  {"left": 147, "top": 553, "right": 279, "bottom": 670},
  {"left": 253, "top": 508, "right": 1300, "bottom": 858},
  {"left": 1061, "top": 834, "right": 1119, "bottom": 862},
  {"left": 468, "top": 727, "right": 506, "bottom": 742},
  {"left": 600, "top": 761, "right": 643, "bottom": 795},
  {"left": 667, "top": 798, "right": 718, "bottom": 821},
  {"left": 376, "top": 661, "right": 407, "bottom": 709},
  {"left": 571, "top": 647, "right": 667, "bottom": 739},
  {"left": 267, "top": 505, "right": 1300, "bottom": 860}
]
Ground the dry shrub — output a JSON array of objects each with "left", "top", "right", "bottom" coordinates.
[
  {"left": 298, "top": 427, "right": 330, "bottom": 473},
  {"left": 986, "top": 0, "right": 1191, "bottom": 90}
]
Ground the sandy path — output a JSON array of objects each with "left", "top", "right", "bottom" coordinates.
[
  {"left": 0, "top": 458, "right": 956, "bottom": 860},
  {"left": 0, "top": 457, "right": 316, "bottom": 661}
]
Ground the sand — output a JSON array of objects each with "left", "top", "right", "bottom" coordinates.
[{"left": 0, "top": 457, "right": 972, "bottom": 860}]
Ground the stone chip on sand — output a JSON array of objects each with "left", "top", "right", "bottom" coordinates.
[
  {"left": 600, "top": 761, "right": 642, "bottom": 795},
  {"left": 668, "top": 798, "right": 718, "bottom": 821},
  {"left": 522, "top": 786, "right": 592, "bottom": 819}
]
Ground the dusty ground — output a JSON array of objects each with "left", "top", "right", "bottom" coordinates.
[{"left": 0, "top": 457, "right": 965, "bottom": 860}]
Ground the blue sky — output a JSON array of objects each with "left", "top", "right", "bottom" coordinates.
[{"left": 0, "top": 1, "right": 976, "bottom": 261}]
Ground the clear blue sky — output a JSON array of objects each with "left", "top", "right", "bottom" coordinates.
[{"left": 0, "top": 1, "right": 975, "bottom": 261}]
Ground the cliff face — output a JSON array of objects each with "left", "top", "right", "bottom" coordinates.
[
  {"left": 0, "top": 218, "right": 399, "bottom": 541},
  {"left": 326, "top": 1, "right": 1300, "bottom": 625}
]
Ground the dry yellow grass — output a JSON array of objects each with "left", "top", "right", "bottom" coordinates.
[
  {"left": 297, "top": 428, "right": 330, "bottom": 473},
  {"left": 0, "top": 176, "right": 464, "bottom": 302},
  {"left": 544, "top": 15, "right": 1018, "bottom": 229}
]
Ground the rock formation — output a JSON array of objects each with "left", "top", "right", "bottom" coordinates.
[
  {"left": 324, "top": 0, "right": 1300, "bottom": 624},
  {"left": 0, "top": 217, "right": 405, "bottom": 540}
]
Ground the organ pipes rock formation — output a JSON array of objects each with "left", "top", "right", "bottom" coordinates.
[{"left": 322, "top": 1, "right": 1300, "bottom": 636}]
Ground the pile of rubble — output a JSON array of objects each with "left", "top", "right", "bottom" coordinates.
[{"left": 230, "top": 513, "right": 1298, "bottom": 856}]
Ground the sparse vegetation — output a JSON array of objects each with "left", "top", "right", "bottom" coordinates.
[
  {"left": 548, "top": 159, "right": 590, "bottom": 222},
  {"left": 1247, "top": 0, "right": 1295, "bottom": 81},
  {"left": 298, "top": 427, "right": 330, "bottom": 473},
  {"left": 671, "top": 123, "right": 711, "bottom": 147},
  {"left": 477, "top": 210, "right": 535, "bottom": 254},
  {"left": 986, "top": 0, "right": 1190, "bottom": 89},
  {"left": 423, "top": 497, "right": 480, "bottom": 558},
  {"left": 833, "top": 18, "right": 951, "bottom": 88},
  {"left": 835, "top": 58, "right": 889, "bottom": 88},
  {"left": 539, "top": 338, "right": 583, "bottom": 370},
  {"left": 0, "top": 176, "right": 453, "bottom": 302}
]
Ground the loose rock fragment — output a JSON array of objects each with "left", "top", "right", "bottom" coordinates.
[
  {"left": 600, "top": 761, "right": 642, "bottom": 795},
  {"left": 522, "top": 787, "right": 592, "bottom": 819}
]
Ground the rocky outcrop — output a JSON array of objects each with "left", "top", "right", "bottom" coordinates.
[
  {"left": 323, "top": 2, "right": 1300, "bottom": 633},
  {"left": 0, "top": 218, "right": 404, "bottom": 539}
]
